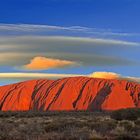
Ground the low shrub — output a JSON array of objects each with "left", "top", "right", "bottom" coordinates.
[
  {"left": 119, "top": 120, "right": 135, "bottom": 131},
  {"left": 110, "top": 108, "right": 140, "bottom": 121}
]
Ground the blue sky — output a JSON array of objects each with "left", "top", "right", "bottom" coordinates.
[
  {"left": 0, "top": 0, "right": 140, "bottom": 85},
  {"left": 0, "top": 0, "right": 140, "bottom": 32}
]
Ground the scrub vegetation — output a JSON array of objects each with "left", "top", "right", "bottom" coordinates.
[{"left": 0, "top": 108, "right": 140, "bottom": 140}]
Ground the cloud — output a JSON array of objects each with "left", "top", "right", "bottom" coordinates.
[
  {"left": 0, "top": 72, "right": 140, "bottom": 85},
  {"left": 0, "top": 36, "right": 139, "bottom": 48},
  {"left": 23, "top": 56, "right": 76, "bottom": 70},
  {"left": 0, "top": 73, "right": 83, "bottom": 79},
  {"left": 0, "top": 23, "right": 139, "bottom": 37},
  {"left": 89, "top": 71, "right": 140, "bottom": 83},
  {"left": 89, "top": 72, "right": 120, "bottom": 79},
  {"left": 0, "top": 35, "right": 137, "bottom": 68},
  {"left": 0, "top": 24, "right": 139, "bottom": 71},
  {"left": 0, "top": 52, "right": 133, "bottom": 67},
  {"left": 0, "top": 23, "right": 89, "bottom": 32}
]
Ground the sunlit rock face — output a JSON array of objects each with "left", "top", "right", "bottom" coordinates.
[{"left": 0, "top": 77, "right": 140, "bottom": 111}]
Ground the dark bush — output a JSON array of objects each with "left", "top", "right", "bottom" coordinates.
[{"left": 110, "top": 108, "right": 140, "bottom": 121}]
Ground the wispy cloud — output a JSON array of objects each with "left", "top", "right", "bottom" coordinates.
[
  {"left": 0, "top": 72, "right": 140, "bottom": 85},
  {"left": 0, "top": 36, "right": 138, "bottom": 47},
  {"left": 0, "top": 23, "right": 139, "bottom": 37},
  {"left": 0, "top": 73, "right": 84, "bottom": 79},
  {"left": 0, "top": 23, "right": 89, "bottom": 32}
]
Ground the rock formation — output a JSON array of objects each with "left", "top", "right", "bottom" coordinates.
[{"left": 0, "top": 77, "right": 140, "bottom": 111}]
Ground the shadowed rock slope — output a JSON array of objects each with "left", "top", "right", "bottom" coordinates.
[{"left": 0, "top": 77, "right": 140, "bottom": 111}]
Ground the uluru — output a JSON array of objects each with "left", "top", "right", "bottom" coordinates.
[{"left": 0, "top": 77, "right": 140, "bottom": 111}]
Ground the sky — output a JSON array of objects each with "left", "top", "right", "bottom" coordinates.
[{"left": 0, "top": 0, "right": 140, "bottom": 85}]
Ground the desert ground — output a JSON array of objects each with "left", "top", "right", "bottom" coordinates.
[{"left": 0, "top": 109, "right": 140, "bottom": 140}]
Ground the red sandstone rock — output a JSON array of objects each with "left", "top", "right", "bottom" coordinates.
[{"left": 0, "top": 77, "right": 140, "bottom": 111}]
